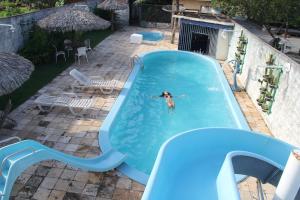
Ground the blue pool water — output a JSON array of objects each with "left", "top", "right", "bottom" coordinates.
[
  {"left": 106, "top": 51, "right": 248, "bottom": 175},
  {"left": 138, "top": 31, "right": 164, "bottom": 42}
]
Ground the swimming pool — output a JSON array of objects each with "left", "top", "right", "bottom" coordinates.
[
  {"left": 100, "top": 50, "right": 249, "bottom": 183},
  {"left": 138, "top": 31, "right": 164, "bottom": 42}
]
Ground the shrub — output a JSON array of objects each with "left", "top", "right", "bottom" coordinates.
[
  {"left": 19, "top": 25, "right": 91, "bottom": 65},
  {"left": 19, "top": 26, "right": 52, "bottom": 64},
  {"left": 0, "top": 1, "right": 36, "bottom": 17}
]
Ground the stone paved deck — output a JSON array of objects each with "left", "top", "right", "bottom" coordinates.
[{"left": 0, "top": 26, "right": 275, "bottom": 200}]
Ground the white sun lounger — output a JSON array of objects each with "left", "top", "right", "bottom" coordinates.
[
  {"left": 34, "top": 93, "right": 97, "bottom": 117},
  {"left": 69, "top": 69, "right": 117, "bottom": 94}
]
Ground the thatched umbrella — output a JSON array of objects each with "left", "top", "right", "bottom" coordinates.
[
  {"left": 0, "top": 52, "right": 34, "bottom": 128},
  {"left": 97, "top": 0, "right": 128, "bottom": 30},
  {"left": 37, "top": 8, "right": 111, "bottom": 32},
  {"left": 0, "top": 53, "right": 34, "bottom": 96}
]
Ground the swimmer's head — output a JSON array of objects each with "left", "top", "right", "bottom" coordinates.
[{"left": 160, "top": 91, "right": 172, "bottom": 98}]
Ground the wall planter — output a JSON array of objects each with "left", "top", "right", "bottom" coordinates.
[
  {"left": 234, "top": 30, "right": 248, "bottom": 73},
  {"left": 256, "top": 54, "right": 283, "bottom": 114}
]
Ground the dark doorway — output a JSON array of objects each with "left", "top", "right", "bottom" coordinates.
[{"left": 190, "top": 33, "right": 209, "bottom": 54}]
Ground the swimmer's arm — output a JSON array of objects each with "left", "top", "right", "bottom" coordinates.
[
  {"left": 150, "top": 96, "right": 161, "bottom": 99},
  {"left": 173, "top": 94, "right": 186, "bottom": 98}
]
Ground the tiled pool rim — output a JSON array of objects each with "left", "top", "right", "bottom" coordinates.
[{"left": 98, "top": 50, "right": 250, "bottom": 184}]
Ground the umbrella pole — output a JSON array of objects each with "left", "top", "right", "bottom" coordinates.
[
  {"left": 111, "top": 11, "right": 115, "bottom": 31},
  {"left": 0, "top": 97, "right": 16, "bottom": 129}
]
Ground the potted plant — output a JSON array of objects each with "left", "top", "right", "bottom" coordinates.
[
  {"left": 259, "top": 86, "right": 267, "bottom": 92},
  {"left": 257, "top": 95, "right": 265, "bottom": 106},
  {"left": 266, "top": 54, "right": 275, "bottom": 65},
  {"left": 241, "top": 39, "right": 247, "bottom": 44},
  {"left": 261, "top": 103, "right": 269, "bottom": 112},
  {"left": 265, "top": 91, "right": 273, "bottom": 101}
]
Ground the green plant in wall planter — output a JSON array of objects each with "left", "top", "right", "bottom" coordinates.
[
  {"left": 241, "top": 39, "right": 247, "bottom": 45},
  {"left": 266, "top": 54, "right": 275, "bottom": 65},
  {"left": 238, "top": 31, "right": 247, "bottom": 43},
  {"left": 262, "top": 68, "right": 272, "bottom": 78},
  {"left": 259, "top": 86, "right": 267, "bottom": 92},
  {"left": 269, "top": 69, "right": 283, "bottom": 89},
  {"left": 235, "top": 30, "right": 248, "bottom": 74},
  {"left": 256, "top": 94, "right": 266, "bottom": 106},
  {"left": 261, "top": 102, "right": 270, "bottom": 113},
  {"left": 256, "top": 53, "right": 283, "bottom": 114},
  {"left": 265, "top": 90, "right": 273, "bottom": 100}
]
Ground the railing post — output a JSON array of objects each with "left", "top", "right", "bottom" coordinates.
[{"left": 273, "top": 149, "right": 300, "bottom": 200}]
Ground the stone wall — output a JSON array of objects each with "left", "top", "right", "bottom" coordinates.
[
  {"left": 0, "top": 0, "right": 99, "bottom": 53},
  {"left": 227, "top": 22, "right": 300, "bottom": 146}
]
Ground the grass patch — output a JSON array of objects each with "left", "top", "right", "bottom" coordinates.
[
  {"left": 0, "top": 29, "right": 112, "bottom": 110},
  {"left": 0, "top": 1, "right": 37, "bottom": 18}
]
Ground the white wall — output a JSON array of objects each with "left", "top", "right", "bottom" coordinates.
[
  {"left": 227, "top": 23, "right": 300, "bottom": 147},
  {"left": 215, "top": 29, "right": 230, "bottom": 60}
]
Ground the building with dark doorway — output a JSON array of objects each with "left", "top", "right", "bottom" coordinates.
[{"left": 178, "top": 18, "right": 234, "bottom": 60}]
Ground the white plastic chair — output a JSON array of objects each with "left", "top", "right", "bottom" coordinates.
[
  {"left": 69, "top": 69, "right": 117, "bottom": 94},
  {"left": 53, "top": 44, "right": 66, "bottom": 63},
  {"left": 64, "top": 39, "right": 73, "bottom": 57},
  {"left": 84, "top": 39, "right": 92, "bottom": 52},
  {"left": 75, "top": 47, "right": 88, "bottom": 64},
  {"left": 34, "top": 93, "right": 98, "bottom": 117}
]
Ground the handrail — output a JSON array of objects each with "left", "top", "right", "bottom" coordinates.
[
  {"left": 131, "top": 55, "right": 144, "bottom": 70},
  {"left": 0, "top": 137, "right": 21, "bottom": 146},
  {"left": 0, "top": 147, "right": 36, "bottom": 177},
  {"left": 256, "top": 179, "right": 265, "bottom": 200}
]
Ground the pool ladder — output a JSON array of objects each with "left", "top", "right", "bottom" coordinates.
[{"left": 131, "top": 55, "right": 144, "bottom": 70}]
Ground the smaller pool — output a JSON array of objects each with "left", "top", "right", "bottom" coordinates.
[{"left": 138, "top": 31, "right": 164, "bottom": 42}]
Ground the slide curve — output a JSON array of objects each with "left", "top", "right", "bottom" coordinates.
[
  {"left": 142, "top": 128, "right": 299, "bottom": 200},
  {"left": 0, "top": 140, "right": 126, "bottom": 200}
]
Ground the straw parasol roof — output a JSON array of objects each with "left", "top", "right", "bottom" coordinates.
[
  {"left": 97, "top": 0, "right": 127, "bottom": 11},
  {"left": 0, "top": 53, "right": 34, "bottom": 96},
  {"left": 37, "top": 8, "right": 111, "bottom": 32}
]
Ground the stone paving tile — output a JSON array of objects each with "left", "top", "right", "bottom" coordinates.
[
  {"left": 67, "top": 181, "right": 86, "bottom": 194},
  {"left": 10, "top": 183, "right": 25, "bottom": 197},
  {"left": 63, "top": 192, "right": 81, "bottom": 200},
  {"left": 88, "top": 173, "right": 104, "bottom": 185},
  {"left": 16, "top": 173, "right": 31, "bottom": 185},
  {"left": 40, "top": 177, "right": 58, "bottom": 189},
  {"left": 32, "top": 187, "right": 51, "bottom": 200},
  {"left": 116, "top": 177, "right": 132, "bottom": 190},
  {"left": 34, "top": 166, "right": 51, "bottom": 177},
  {"left": 61, "top": 169, "right": 77, "bottom": 180},
  {"left": 54, "top": 179, "right": 71, "bottom": 191},
  {"left": 112, "top": 188, "right": 130, "bottom": 200},
  {"left": 49, "top": 190, "right": 66, "bottom": 200},
  {"left": 131, "top": 181, "right": 144, "bottom": 192},
  {"left": 26, "top": 176, "right": 43, "bottom": 188},
  {"left": 2, "top": 27, "right": 276, "bottom": 200},
  {"left": 74, "top": 171, "right": 90, "bottom": 183},
  {"left": 82, "top": 184, "right": 99, "bottom": 197}
]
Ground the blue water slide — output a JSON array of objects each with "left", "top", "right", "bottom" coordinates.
[
  {"left": 0, "top": 140, "right": 126, "bottom": 200},
  {"left": 142, "top": 128, "right": 299, "bottom": 200}
]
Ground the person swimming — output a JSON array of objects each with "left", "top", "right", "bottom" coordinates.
[{"left": 159, "top": 91, "right": 175, "bottom": 110}]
